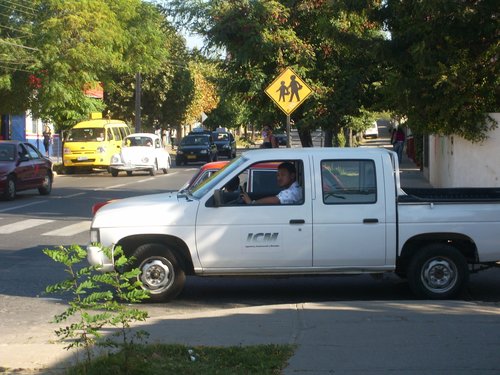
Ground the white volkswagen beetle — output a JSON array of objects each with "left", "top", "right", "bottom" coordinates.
[{"left": 110, "top": 133, "right": 171, "bottom": 176}]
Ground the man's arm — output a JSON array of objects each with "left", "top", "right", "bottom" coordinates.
[{"left": 241, "top": 191, "right": 280, "bottom": 205}]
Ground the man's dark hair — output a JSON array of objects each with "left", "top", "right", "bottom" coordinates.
[
  {"left": 224, "top": 175, "right": 240, "bottom": 192},
  {"left": 278, "top": 162, "right": 296, "bottom": 175}
]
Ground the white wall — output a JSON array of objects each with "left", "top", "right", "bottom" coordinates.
[{"left": 428, "top": 113, "right": 500, "bottom": 187}]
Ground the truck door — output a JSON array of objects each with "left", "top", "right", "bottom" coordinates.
[
  {"left": 195, "top": 159, "right": 313, "bottom": 269},
  {"left": 313, "top": 158, "right": 387, "bottom": 267}
]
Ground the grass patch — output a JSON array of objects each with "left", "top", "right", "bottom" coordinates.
[{"left": 68, "top": 343, "right": 295, "bottom": 375}]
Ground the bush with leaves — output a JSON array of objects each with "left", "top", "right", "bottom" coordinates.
[{"left": 43, "top": 244, "right": 150, "bottom": 369}]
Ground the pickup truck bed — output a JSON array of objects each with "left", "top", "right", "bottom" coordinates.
[{"left": 400, "top": 188, "right": 500, "bottom": 202}]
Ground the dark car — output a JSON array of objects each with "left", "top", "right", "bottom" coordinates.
[
  {"left": 212, "top": 131, "right": 237, "bottom": 158},
  {"left": 274, "top": 133, "right": 287, "bottom": 146},
  {"left": 176, "top": 134, "right": 218, "bottom": 165},
  {"left": 0, "top": 141, "right": 53, "bottom": 200}
]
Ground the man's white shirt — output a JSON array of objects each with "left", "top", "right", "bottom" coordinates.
[{"left": 277, "top": 181, "right": 303, "bottom": 204}]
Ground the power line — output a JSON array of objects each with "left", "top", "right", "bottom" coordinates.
[
  {"left": 0, "top": 63, "right": 32, "bottom": 72},
  {"left": 0, "top": 58, "right": 34, "bottom": 65},
  {"left": 0, "top": 23, "right": 33, "bottom": 35},
  {"left": 0, "top": 39, "right": 39, "bottom": 51},
  {"left": 0, "top": 2, "right": 35, "bottom": 17},
  {"left": 2, "top": 0, "right": 36, "bottom": 13}
]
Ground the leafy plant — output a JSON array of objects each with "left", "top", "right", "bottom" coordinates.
[{"left": 43, "top": 244, "right": 150, "bottom": 371}]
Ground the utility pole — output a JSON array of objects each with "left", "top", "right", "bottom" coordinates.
[{"left": 134, "top": 72, "right": 141, "bottom": 133}]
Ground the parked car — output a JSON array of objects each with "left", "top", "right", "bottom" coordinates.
[
  {"left": 363, "top": 121, "right": 379, "bottom": 138},
  {"left": 176, "top": 134, "right": 218, "bottom": 165},
  {"left": 0, "top": 141, "right": 53, "bottom": 200},
  {"left": 180, "top": 161, "right": 229, "bottom": 192},
  {"left": 274, "top": 133, "right": 287, "bottom": 146},
  {"left": 109, "top": 133, "right": 171, "bottom": 177},
  {"left": 212, "top": 131, "right": 237, "bottom": 158}
]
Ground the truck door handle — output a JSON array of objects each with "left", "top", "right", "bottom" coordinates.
[
  {"left": 290, "top": 219, "right": 305, "bottom": 224},
  {"left": 363, "top": 218, "right": 379, "bottom": 223}
]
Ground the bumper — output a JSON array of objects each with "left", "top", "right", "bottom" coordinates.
[
  {"left": 87, "top": 244, "right": 114, "bottom": 272},
  {"left": 63, "top": 155, "right": 109, "bottom": 168},
  {"left": 177, "top": 154, "right": 210, "bottom": 163},
  {"left": 110, "top": 163, "right": 153, "bottom": 171},
  {"left": 217, "top": 148, "right": 232, "bottom": 157}
]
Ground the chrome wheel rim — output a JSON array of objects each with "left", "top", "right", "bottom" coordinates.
[
  {"left": 140, "top": 258, "right": 174, "bottom": 294},
  {"left": 421, "top": 257, "right": 457, "bottom": 293}
]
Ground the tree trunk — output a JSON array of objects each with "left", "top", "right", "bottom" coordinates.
[
  {"left": 324, "top": 129, "right": 333, "bottom": 147},
  {"left": 298, "top": 127, "right": 313, "bottom": 147}
]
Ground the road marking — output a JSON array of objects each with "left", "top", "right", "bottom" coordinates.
[
  {"left": 103, "top": 184, "right": 126, "bottom": 189},
  {"left": 0, "top": 219, "right": 54, "bottom": 234},
  {"left": 42, "top": 220, "right": 91, "bottom": 236},
  {"left": 0, "top": 200, "right": 47, "bottom": 213},
  {"left": 137, "top": 177, "right": 155, "bottom": 183},
  {"left": 61, "top": 192, "right": 86, "bottom": 198}
]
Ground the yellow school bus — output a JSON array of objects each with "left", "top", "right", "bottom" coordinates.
[{"left": 63, "top": 118, "right": 131, "bottom": 173}]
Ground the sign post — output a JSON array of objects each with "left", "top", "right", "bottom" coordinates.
[{"left": 265, "top": 67, "right": 312, "bottom": 147}]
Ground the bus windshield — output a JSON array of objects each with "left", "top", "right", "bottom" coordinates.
[{"left": 66, "top": 128, "right": 105, "bottom": 142}]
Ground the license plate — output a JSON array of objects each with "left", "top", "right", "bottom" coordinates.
[
  {"left": 187, "top": 155, "right": 196, "bottom": 160},
  {"left": 77, "top": 156, "right": 88, "bottom": 161}
]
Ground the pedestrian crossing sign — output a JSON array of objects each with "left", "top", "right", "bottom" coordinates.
[{"left": 265, "top": 67, "right": 312, "bottom": 115}]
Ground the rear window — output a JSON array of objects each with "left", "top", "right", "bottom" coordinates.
[
  {"left": 0, "top": 144, "right": 15, "bottom": 161},
  {"left": 181, "top": 136, "right": 209, "bottom": 145},
  {"left": 321, "top": 160, "right": 377, "bottom": 204}
]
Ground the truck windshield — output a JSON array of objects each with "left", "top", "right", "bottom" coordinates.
[{"left": 190, "top": 156, "right": 248, "bottom": 199}]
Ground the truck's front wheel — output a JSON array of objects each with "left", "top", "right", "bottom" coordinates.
[
  {"left": 133, "top": 244, "right": 185, "bottom": 302},
  {"left": 408, "top": 244, "right": 468, "bottom": 299}
]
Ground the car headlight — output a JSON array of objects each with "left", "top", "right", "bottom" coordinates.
[
  {"left": 63, "top": 147, "right": 71, "bottom": 154},
  {"left": 141, "top": 157, "right": 150, "bottom": 163},
  {"left": 97, "top": 147, "right": 106, "bottom": 154},
  {"left": 177, "top": 150, "right": 184, "bottom": 155},
  {"left": 90, "top": 228, "right": 100, "bottom": 244},
  {"left": 200, "top": 149, "right": 208, "bottom": 154},
  {"left": 223, "top": 144, "right": 230, "bottom": 149},
  {"left": 111, "top": 155, "right": 121, "bottom": 163}
]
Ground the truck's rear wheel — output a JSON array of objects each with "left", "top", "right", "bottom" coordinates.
[
  {"left": 408, "top": 244, "right": 468, "bottom": 299},
  {"left": 132, "top": 244, "right": 185, "bottom": 302}
]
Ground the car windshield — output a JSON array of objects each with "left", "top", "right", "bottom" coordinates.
[
  {"left": 0, "top": 144, "right": 15, "bottom": 161},
  {"left": 124, "top": 136, "right": 153, "bottom": 147},
  {"left": 190, "top": 156, "right": 247, "bottom": 199},
  {"left": 66, "top": 128, "right": 104, "bottom": 142},
  {"left": 212, "top": 132, "right": 229, "bottom": 141},
  {"left": 181, "top": 136, "right": 209, "bottom": 146}
]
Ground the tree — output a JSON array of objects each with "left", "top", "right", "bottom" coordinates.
[
  {"left": 1, "top": 0, "right": 173, "bottom": 131},
  {"left": 382, "top": 0, "right": 499, "bottom": 142},
  {"left": 167, "top": 0, "right": 385, "bottom": 146}
]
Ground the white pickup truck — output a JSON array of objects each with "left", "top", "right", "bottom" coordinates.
[{"left": 87, "top": 148, "right": 500, "bottom": 301}]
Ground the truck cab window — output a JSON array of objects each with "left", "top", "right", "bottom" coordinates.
[{"left": 321, "top": 160, "right": 377, "bottom": 204}]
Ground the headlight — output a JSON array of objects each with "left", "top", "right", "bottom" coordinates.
[
  {"left": 141, "top": 157, "right": 150, "bottom": 163},
  {"left": 200, "top": 149, "right": 208, "bottom": 154},
  {"left": 111, "top": 155, "right": 121, "bottom": 163},
  {"left": 97, "top": 147, "right": 106, "bottom": 154},
  {"left": 63, "top": 147, "right": 71, "bottom": 154},
  {"left": 177, "top": 150, "right": 184, "bottom": 155},
  {"left": 90, "top": 228, "right": 100, "bottom": 244},
  {"left": 223, "top": 144, "right": 230, "bottom": 149}
]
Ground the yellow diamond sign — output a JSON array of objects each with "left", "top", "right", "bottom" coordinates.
[{"left": 265, "top": 67, "right": 312, "bottom": 115}]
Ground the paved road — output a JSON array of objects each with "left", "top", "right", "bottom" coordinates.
[{"left": 1, "top": 147, "right": 499, "bottom": 373}]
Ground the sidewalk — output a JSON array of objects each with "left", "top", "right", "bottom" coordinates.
[
  {"left": 398, "top": 153, "right": 433, "bottom": 188},
  {"left": 1, "top": 300, "right": 499, "bottom": 374}
]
